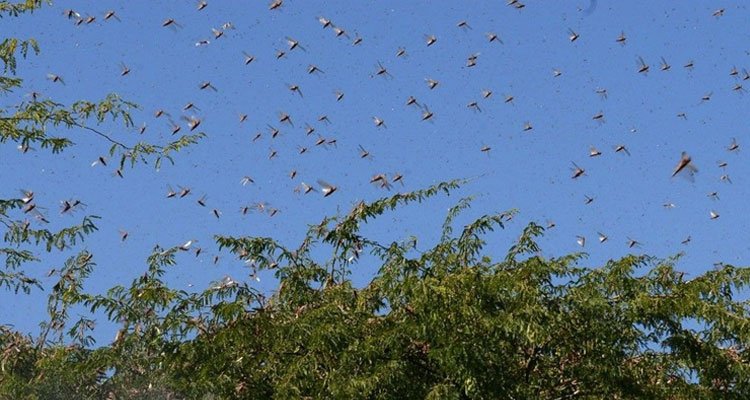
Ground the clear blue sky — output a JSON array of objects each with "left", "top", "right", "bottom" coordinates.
[{"left": 2, "top": 1, "right": 749, "bottom": 344}]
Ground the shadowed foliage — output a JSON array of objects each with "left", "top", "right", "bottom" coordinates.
[{"left": 2, "top": 181, "right": 750, "bottom": 399}]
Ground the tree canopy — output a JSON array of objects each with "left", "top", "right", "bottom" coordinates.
[{"left": 2, "top": 178, "right": 750, "bottom": 399}]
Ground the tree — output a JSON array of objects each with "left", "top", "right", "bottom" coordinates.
[
  {"left": 2, "top": 178, "right": 750, "bottom": 399},
  {"left": 2, "top": 2, "right": 750, "bottom": 399},
  {"left": 1, "top": 0, "right": 205, "bottom": 297}
]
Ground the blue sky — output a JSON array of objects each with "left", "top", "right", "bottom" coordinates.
[{"left": 2, "top": 1, "right": 749, "bottom": 344}]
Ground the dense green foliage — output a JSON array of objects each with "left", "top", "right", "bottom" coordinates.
[
  {"left": 3, "top": 178, "right": 750, "bottom": 399},
  {"left": 2, "top": 2, "right": 750, "bottom": 399}
]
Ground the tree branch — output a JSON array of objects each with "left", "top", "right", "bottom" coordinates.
[{"left": 71, "top": 122, "right": 131, "bottom": 150}]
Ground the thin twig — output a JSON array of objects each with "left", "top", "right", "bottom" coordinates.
[
  {"left": 72, "top": 122, "right": 132, "bottom": 150},
  {"left": 0, "top": 115, "right": 132, "bottom": 150}
]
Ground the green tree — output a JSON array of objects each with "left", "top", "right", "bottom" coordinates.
[
  {"left": 3, "top": 179, "right": 750, "bottom": 399},
  {"left": 1, "top": 0, "right": 205, "bottom": 300},
  {"left": 1, "top": 2, "right": 204, "bottom": 396}
]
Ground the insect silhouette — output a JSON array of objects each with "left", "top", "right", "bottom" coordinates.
[
  {"left": 178, "top": 186, "right": 191, "bottom": 198},
  {"left": 373, "top": 116, "right": 386, "bottom": 128},
  {"left": 295, "top": 182, "right": 316, "bottom": 195},
  {"left": 243, "top": 52, "right": 256, "bottom": 65},
  {"left": 567, "top": 28, "right": 579, "bottom": 42},
  {"left": 637, "top": 56, "right": 649, "bottom": 74},
  {"left": 64, "top": 9, "right": 81, "bottom": 19},
  {"left": 318, "top": 180, "right": 337, "bottom": 197},
  {"left": 308, "top": 64, "right": 324, "bottom": 74},
  {"left": 727, "top": 138, "right": 739, "bottom": 152},
  {"left": 616, "top": 31, "right": 627, "bottom": 45},
  {"left": 571, "top": 162, "right": 585, "bottom": 179},
  {"left": 358, "top": 145, "right": 372, "bottom": 159},
  {"left": 576, "top": 235, "right": 586, "bottom": 247},
  {"left": 671, "top": 152, "right": 697, "bottom": 179},
  {"left": 285, "top": 37, "right": 305, "bottom": 51},
  {"left": 166, "top": 185, "right": 177, "bottom": 198},
  {"left": 406, "top": 96, "right": 420, "bottom": 107},
  {"left": 119, "top": 62, "right": 130, "bottom": 76},
  {"left": 370, "top": 174, "right": 392, "bottom": 190},
  {"left": 265, "top": 125, "right": 280, "bottom": 139},
  {"left": 318, "top": 16, "right": 332, "bottom": 28},
  {"left": 486, "top": 32, "right": 503, "bottom": 44},
  {"left": 199, "top": 81, "right": 217, "bottom": 91},
  {"left": 168, "top": 119, "right": 182, "bottom": 135},
  {"left": 392, "top": 173, "right": 404, "bottom": 186},
  {"left": 373, "top": 61, "right": 393, "bottom": 78},
  {"left": 60, "top": 199, "right": 85, "bottom": 214},
  {"left": 183, "top": 102, "right": 200, "bottom": 112},
  {"left": 183, "top": 116, "right": 201, "bottom": 131},
  {"left": 699, "top": 92, "right": 713, "bottom": 104},
  {"left": 420, "top": 105, "right": 434, "bottom": 121},
  {"left": 333, "top": 26, "right": 349, "bottom": 38},
  {"left": 627, "top": 238, "right": 641, "bottom": 248},
  {"left": 659, "top": 57, "right": 671, "bottom": 71},
  {"left": 269, "top": 0, "right": 283, "bottom": 11},
  {"left": 162, "top": 18, "right": 182, "bottom": 28},
  {"left": 287, "top": 84, "right": 303, "bottom": 97},
  {"left": 597, "top": 232, "right": 608, "bottom": 243},
  {"left": 91, "top": 156, "right": 108, "bottom": 167},
  {"left": 614, "top": 145, "right": 631, "bottom": 156},
  {"left": 46, "top": 73, "right": 64, "bottom": 84}
]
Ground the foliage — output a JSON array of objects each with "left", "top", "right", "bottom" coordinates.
[
  {"left": 1, "top": 182, "right": 750, "bottom": 399},
  {"left": 0, "top": 1, "right": 47, "bottom": 18},
  {"left": 0, "top": 0, "right": 205, "bottom": 168},
  {"left": 0, "top": 0, "right": 205, "bottom": 298}
]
